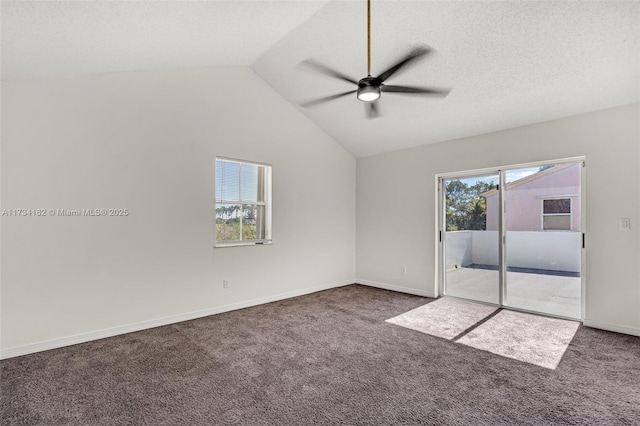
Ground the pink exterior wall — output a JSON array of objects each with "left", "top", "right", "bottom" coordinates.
[{"left": 485, "top": 164, "right": 581, "bottom": 231}]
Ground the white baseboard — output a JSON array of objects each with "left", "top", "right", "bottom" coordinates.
[
  {"left": 356, "top": 279, "right": 434, "bottom": 298},
  {"left": 0, "top": 279, "right": 355, "bottom": 360},
  {"left": 582, "top": 319, "right": 640, "bottom": 337},
  {"left": 13, "top": 280, "right": 636, "bottom": 360}
]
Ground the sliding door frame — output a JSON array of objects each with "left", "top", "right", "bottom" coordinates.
[
  {"left": 436, "top": 156, "right": 586, "bottom": 322},
  {"left": 437, "top": 169, "right": 501, "bottom": 306}
]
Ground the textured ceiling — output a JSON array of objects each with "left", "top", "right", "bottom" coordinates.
[
  {"left": 2, "top": 1, "right": 639, "bottom": 158},
  {"left": 0, "top": 0, "right": 329, "bottom": 79},
  {"left": 253, "top": 1, "right": 640, "bottom": 157}
]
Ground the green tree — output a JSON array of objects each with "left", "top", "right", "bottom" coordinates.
[
  {"left": 467, "top": 196, "right": 487, "bottom": 230},
  {"left": 445, "top": 180, "right": 494, "bottom": 231},
  {"left": 243, "top": 205, "right": 256, "bottom": 223}
]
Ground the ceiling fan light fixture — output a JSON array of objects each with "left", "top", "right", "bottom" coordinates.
[
  {"left": 299, "top": 0, "right": 450, "bottom": 117},
  {"left": 357, "top": 78, "right": 381, "bottom": 102}
]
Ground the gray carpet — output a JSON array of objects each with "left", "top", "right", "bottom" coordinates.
[{"left": 1, "top": 285, "right": 639, "bottom": 425}]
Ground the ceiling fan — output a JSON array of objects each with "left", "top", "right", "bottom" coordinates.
[{"left": 300, "top": 0, "right": 450, "bottom": 118}]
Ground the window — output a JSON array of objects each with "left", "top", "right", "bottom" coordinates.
[
  {"left": 215, "top": 158, "right": 271, "bottom": 246},
  {"left": 542, "top": 198, "right": 571, "bottom": 230}
]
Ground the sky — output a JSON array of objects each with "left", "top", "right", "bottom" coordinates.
[{"left": 453, "top": 167, "right": 540, "bottom": 187}]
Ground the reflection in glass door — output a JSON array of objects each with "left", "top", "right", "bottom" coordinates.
[
  {"left": 443, "top": 174, "right": 500, "bottom": 305},
  {"left": 504, "top": 164, "right": 582, "bottom": 319}
]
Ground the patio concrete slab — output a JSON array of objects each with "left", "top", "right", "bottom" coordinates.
[{"left": 446, "top": 267, "right": 580, "bottom": 319}]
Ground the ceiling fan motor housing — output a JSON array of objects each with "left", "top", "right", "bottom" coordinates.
[{"left": 357, "top": 76, "right": 381, "bottom": 102}]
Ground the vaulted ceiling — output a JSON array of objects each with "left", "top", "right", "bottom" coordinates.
[{"left": 2, "top": 1, "right": 639, "bottom": 158}]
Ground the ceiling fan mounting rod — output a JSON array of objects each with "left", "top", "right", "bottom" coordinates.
[
  {"left": 299, "top": 0, "right": 450, "bottom": 118},
  {"left": 367, "top": 0, "right": 371, "bottom": 76}
]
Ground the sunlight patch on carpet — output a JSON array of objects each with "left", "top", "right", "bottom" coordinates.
[
  {"left": 457, "top": 310, "right": 579, "bottom": 369},
  {"left": 386, "top": 297, "right": 497, "bottom": 340}
]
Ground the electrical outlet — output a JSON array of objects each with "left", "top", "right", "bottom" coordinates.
[
  {"left": 223, "top": 279, "right": 229, "bottom": 288},
  {"left": 620, "top": 218, "right": 631, "bottom": 230}
]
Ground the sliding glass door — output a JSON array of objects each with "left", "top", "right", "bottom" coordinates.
[
  {"left": 440, "top": 160, "right": 583, "bottom": 320},
  {"left": 504, "top": 165, "right": 582, "bottom": 319},
  {"left": 442, "top": 174, "right": 500, "bottom": 305}
]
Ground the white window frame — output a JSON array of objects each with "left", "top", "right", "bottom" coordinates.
[
  {"left": 215, "top": 157, "right": 272, "bottom": 247},
  {"left": 541, "top": 196, "right": 572, "bottom": 231}
]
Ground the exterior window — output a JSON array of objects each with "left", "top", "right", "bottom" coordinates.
[
  {"left": 542, "top": 198, "right": 571, "bottom": 230},
  {"left": 215, "top": 158, "right": 272, "bottom": 246}
]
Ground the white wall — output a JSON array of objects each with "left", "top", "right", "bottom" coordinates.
[
  {"left": 444, "top": 231, "right": 473, "bottom": 269},
  {"left": 447, "top": 230, "right": 581, "bottom": 272},
  {"left": 469, "top": 231, "right": 499, "bottom": 267},
  {"left": 357, "top": 103, "right": 640, "bottom": 333},
  {"left": 466, "top": 231, "right": 581, "bottom": 273},
  {"left": 503, "top": 232, "right": 581, "bottom": 273},
  {"left": 1, "top": 67, "right": 356, "bottom": 356}
]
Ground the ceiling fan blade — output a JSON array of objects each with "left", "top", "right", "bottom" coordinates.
[
  {"left": 301, "top": 90, "right": 357, "bottom": 108},
  {"left": 376, "top": 46, "right": 431, "bottom": 83},
  {"left": 299, "top": 60, "right": 359, "bottom": 85},
  {"left": 381, "top": 85, "right": 450, "bottom": 97},
  {"left": 366, "top": 101, "right": 380, "bottom": 119}
]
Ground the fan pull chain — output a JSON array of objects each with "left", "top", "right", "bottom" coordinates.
[{"left": 367, "top": 0, "right": 371, "bottom": 76}]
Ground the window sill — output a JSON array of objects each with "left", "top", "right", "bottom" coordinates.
[{"left": 215, "top": 241, "right": 272, "bottom": 248}]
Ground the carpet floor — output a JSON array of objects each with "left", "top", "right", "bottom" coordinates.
[
  {"left": 2, "top": 285, "right": 640, "bottom": 425},
  {"left": 457, "top": 309, "right": 580, "bottom": 370},
  {"left": 386, "top": 297, "right": 498, "bottom": 340}
]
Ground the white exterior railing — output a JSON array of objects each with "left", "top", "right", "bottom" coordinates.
[{"left": 446, "top": 230, "right": 581, "bottom": 273}]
